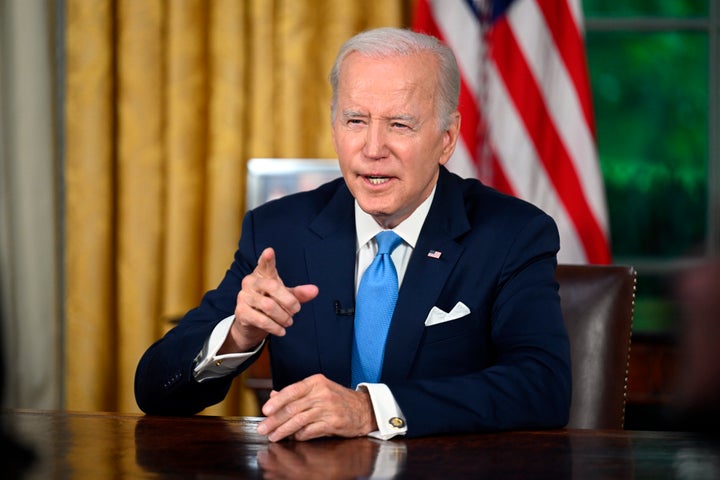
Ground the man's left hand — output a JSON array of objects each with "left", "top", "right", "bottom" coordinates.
[{"left": 256, "top": 374, "right": 378, "bottom": 441}]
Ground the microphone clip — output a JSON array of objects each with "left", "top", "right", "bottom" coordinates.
[{"left": 334, "top": 301, "right": 355, "bottom": 316}]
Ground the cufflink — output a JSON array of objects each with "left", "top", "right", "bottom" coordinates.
[{"left": 389, "top": 417, "right": 406, "bottom": 429}]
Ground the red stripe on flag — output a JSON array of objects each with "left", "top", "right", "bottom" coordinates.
[
  {"left": 458, "top": 78, "right": 480, "bottom": 167},
  {"left": 411, "top": 0, "right": 440, "bottom": 37},
  {"left": 490, "top": 19, "right": 610, "bottom": 263},
  {"left": 536, "top": 0, "right": 596, "bottom": 134}
]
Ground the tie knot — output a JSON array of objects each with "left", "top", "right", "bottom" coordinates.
[{"left": 375, "top": 231, "right": 402, "bottom": 255}]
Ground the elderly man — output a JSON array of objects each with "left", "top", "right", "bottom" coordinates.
[{"left": 135, "top": 27, "right": 571, "bottom": 441}]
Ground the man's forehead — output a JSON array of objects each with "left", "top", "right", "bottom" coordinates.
[{"left": 337, "top": 70, "right": 431, "bottom": 105}]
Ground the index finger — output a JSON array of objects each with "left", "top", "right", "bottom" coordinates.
[
  {"left": 261, "top": 382, "right": 311, "bottom": 417},
  {"left": 256, "top": 247, "right": 280, "bottom": 279}
]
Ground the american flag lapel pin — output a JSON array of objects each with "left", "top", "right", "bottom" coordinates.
[{"left": 427, "top": 250, "right": 442, "bottom": 259}]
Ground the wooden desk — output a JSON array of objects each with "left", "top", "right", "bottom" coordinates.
[{"left": 3, "top": 410, "right": 719, "bottom": 479}]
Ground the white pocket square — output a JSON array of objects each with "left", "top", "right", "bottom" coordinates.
[{"left": 424, "top": 302, "right": 471, "bottom": 326}]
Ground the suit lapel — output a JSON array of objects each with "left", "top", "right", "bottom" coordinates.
[
  {"left": 382, "top": 168, "right": 471, "bottom": 381},
  {"left": 304, "top": 184, "right": 357, "bottom": 386}
]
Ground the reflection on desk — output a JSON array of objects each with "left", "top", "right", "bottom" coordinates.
[{"left": 2, "top": 410, "right": 720, "bottom": 479}]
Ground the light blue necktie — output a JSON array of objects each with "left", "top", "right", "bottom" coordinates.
[{"left": 351, "top": 230, "right": 403, "bottom": 388}]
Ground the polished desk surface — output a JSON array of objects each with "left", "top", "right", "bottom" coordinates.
[{"left": 3, "top": 409, "right": 720, "bottom": 479}]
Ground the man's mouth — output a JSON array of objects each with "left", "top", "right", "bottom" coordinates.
[{"left": 366, "top": 176, "right": 390, "bottom": 185}]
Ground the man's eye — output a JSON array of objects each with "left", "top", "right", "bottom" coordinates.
[
  {"left": 347, "top": 119, "right": 364, "bottom": 125},
  {"left": 391, "top": 122, "right": 410, "bottom": 129}
]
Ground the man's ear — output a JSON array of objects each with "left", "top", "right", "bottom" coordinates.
[{"left": 439, "top": 112, "right": 461, "bottom": 166}]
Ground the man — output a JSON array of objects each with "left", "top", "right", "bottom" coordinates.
[{"left": 135, "top": 27, "right": 571, "bottom": 441}]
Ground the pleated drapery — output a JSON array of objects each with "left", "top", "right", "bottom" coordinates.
[{"left": 64, "top": 0, "right": 406, "bottom": 415}]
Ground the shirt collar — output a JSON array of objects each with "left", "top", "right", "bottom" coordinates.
[{"left": 355, "top": 185, "right": 436, "bottom": 251}]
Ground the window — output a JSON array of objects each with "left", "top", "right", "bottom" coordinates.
[{"left": 583, "top": 0, "right": 719, "bottom": 332}]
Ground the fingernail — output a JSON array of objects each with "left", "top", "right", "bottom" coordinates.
[{"left": 257, "top": 423, "right": 267, "bottom": 435}]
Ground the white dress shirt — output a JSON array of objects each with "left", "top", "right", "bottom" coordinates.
[{"left": 193, "top": 186, "right": 436, "bottom": 440}]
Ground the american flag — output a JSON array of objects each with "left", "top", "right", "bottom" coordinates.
[{"left": 413, "top": 0, "right": 611, "bottom": 264}]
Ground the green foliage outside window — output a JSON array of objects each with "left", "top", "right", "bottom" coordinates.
[{"left": 587, "top": 31, "right": 708, "bottom": 258}]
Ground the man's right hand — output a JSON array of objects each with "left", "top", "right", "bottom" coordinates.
[{"left": 219, "top": 247, "right": 319, "bottom": 354}]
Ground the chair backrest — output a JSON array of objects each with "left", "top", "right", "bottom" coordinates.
[{"left": 556, "top": 264, "right": 636, "bottom": 430}]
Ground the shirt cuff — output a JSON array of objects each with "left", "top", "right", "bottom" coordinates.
[
  {"left": 192, "top": 315, "right": 263, "bottom": 382},
  {"left": 357, "top": 383, "right": 407, "bottom": 440}
]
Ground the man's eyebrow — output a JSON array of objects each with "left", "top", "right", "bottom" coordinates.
[
  {"left": 386, "top": 114, "right": 417, "bottom": 123},
  {"left": 341, "top": 109, "right": 367, "bottom": 118},
  {"left": 340, "top": 111, "right": 419, "bottom": 124}
]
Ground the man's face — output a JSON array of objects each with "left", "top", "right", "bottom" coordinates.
[{"left": 331, "top": 51, "right": 460, "bottom": 229}]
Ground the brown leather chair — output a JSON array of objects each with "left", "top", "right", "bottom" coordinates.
[
  {"left": 557, "top": 264, "right": 636, "bottom": 430},
  {"left": 245, "top": 264, "right": 638, "bottom": 430}
]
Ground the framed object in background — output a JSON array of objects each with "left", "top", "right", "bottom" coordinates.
[{"left": 245, "top": 158, "right": 342, "bottom": 211}]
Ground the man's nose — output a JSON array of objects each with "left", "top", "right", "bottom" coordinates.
[{"left": 362, "top": 123, "right": 389, "bottom": 159}]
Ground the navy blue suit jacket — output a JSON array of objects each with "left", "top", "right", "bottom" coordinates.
[{"left": 135, "top": 166, "right": 571, "bottom": 437}]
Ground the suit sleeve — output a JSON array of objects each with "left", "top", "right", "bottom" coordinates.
[
  {"left": 134, "top": 212, "right": 263, "bottom": 415},
  {"left": 388, "top": 213, "right": 572, "bottom": 437}
]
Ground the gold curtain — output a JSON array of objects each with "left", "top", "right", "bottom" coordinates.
[{"left": 64, "top": 0, "right": 408, "bottom": 415}]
